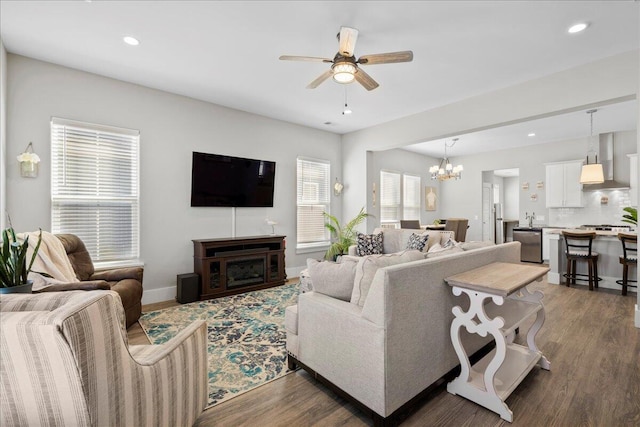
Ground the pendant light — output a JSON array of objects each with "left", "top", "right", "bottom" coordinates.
[{"left": 579, "top": 109, "right": 604, "bottom": 185}]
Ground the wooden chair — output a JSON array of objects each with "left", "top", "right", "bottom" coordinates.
[
  {"left": 445, "top": 218, "right": 469, "bottom": 242},
  {"left": 616, "top": 233, "right": 637, "bottom": 296},
  {"left": 400, "top": 220, "right": 421, "bottom": 229},
  {"left": 562, "top": 231, "right": 600, "bottom": 290}
]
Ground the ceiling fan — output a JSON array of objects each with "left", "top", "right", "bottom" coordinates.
[{"left": 279, "top": 26, "right": 413, "bottom": 91}]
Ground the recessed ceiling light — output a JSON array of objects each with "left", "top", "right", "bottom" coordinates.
[
  {"left": 568, "top": 23, "right": 588, "bottom": 34},
  {"left": 123, "top": 36, "right": 140, "bottom": 46},
  {"left": 528, "top": 133, "right": 536, "bottom": 137}
]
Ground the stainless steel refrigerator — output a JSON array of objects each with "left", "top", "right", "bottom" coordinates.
[{"left": 494, "top": 203, "right": 503, "bottom": 244}]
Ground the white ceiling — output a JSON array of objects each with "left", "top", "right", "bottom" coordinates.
[{"left": 1, "top": 1, "right": 638, "bottom": 155}]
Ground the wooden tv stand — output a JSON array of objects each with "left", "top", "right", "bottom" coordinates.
[{"left": 193, "top": 235, "right": 286, "bottom": 300}]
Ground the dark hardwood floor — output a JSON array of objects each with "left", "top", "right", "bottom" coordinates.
[{"left": 129, "top": 278, "right": 640, "bottom": 426}]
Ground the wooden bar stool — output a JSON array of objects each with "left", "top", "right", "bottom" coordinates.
[
  {"left": 616, "top": 233, "right": 637, "bottom": 296},
  {"left": 562, "top": 231, "right": 601, "bottom": 290}
]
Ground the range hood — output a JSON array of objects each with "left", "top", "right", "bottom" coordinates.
[{"left": 582, "top": 133, "right": 630, "bottom": 191}]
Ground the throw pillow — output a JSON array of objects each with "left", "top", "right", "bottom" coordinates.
[
  {"left": 350, "top": 250, "right": 424, "bottom": 307},
  {"left": 307, "top": 258, "right": 358, "bottom": 301},
  {"left": 442, "top": 237, "right": 457, "bottom": 249},
  {"left": 406, "top": 233, "right": 429, "bottom": 251},
  {"left": 356, "top": 232, "right": 384, "bottom": 256}
]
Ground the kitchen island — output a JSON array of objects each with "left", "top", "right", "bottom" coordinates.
[{"left": 547, "top": 229, "right": 637, "bottom": 293}]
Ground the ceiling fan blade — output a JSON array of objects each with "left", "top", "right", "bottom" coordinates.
[
  {"left": 279, "top": 55, "right": 333, "bottom": 63},
  {"left": 338, "top": 26, "right": 359, "bottom": 57},
  {"left": 306, "top": 69, "right": 334, "bottom": 89},
  {"left": 358, "top": 51, "right": 413, "bottom": 65},
  {"left": 354, "top": 68, "right": 379, "bottom": 91}
]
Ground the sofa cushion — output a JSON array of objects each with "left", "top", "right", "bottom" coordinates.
[
  {"left": 351, "top": 250, "right": 424, "bottom": 307},
  {"left": 356, "top": 232, "right": 384, "bottom": 256},
  {"left": 285, "top": 304, "right": 298, "bottom": 334},
  {"left": 307, "top": 258, "right": 358, "bottom": 301},
  {"left": 406, "top": 233, "right": 429, "bottom": 252},
  {"left": 460, "top": 241, "right": 496, "bottom": 251}
]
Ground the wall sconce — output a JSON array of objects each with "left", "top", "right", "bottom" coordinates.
[
  {"left": 334, "top": 178, "right": 344, "bottom": 196},
  {"left": 17, "top": 142, "right": 40, "bottom": 178}
]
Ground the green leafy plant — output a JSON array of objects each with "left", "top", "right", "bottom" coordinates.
[
  {"left": 0, "top": 228, "right": 45, "bottom": 288},
  {"left": 622, "top": 207, "right": 637, "bottom": 226},
  {"left": 323, "top": 207, "right": 370, "bottom": 261}
]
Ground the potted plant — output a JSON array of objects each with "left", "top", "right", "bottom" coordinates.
[
  {"left": 622, "top": 207, "right": 637, "bottom": 227},
  {"left": 323, "top": 207, "right": 370, "bottom": 261},
  {"left": 0, "top": 228, "right": 46, "bottom": 293}
]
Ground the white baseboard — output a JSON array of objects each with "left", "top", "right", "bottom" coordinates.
[
  {"left": 142, "top": 286, "right": 176, "bottom": 305},
  {"left": 547, "top": 272, "right": 560, "bottom": 285},
  {"left": 142, "top": 266, "right": 306, "bottom": 305},
  {"left": 286, "top": 265, "right": 305, "bottom": 280}
]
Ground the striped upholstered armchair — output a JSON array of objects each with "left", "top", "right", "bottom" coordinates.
[{"left": 0, "top": 291, "right": 207, "bottom": 426}]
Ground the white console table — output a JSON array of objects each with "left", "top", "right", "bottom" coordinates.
[{"left": 445, "top": 262, "right": 551, "bottom": 422}]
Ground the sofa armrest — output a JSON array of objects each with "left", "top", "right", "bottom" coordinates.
[
  {"left": 91, "top": 267, "right": 143, "bottom": 283},
  {"left": 34, "top": 281, "right": 111, "bottom": 292},
  {"left": 297, "top": 292, "right": 387, "bottom": 416}
]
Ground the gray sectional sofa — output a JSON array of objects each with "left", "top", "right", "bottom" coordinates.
[{"left": 286, "top": 241, "right": 522, "bottom": 426}]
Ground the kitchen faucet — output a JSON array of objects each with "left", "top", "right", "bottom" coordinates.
[{"left": 525, "top": 212, "right": 535, "bottom": 228}]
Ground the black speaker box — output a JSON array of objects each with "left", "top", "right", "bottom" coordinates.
[{"left": 177, "top": 273, "right": 199, "bottom": 304}]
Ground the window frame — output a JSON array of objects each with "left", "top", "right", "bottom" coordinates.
[
  {"left": 50, "top": 117, "right": 140, "bottom": 267},
  {"left": 296, "top": 156, "right": 331, "bottom": 252},
  {"left": 403, "top": 173, "right": 422, "bottom": 220},
  {"left": 380, "top": 170, "right": 402, "bottom": 227}
]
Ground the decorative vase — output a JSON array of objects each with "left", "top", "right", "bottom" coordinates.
[
  {"left": 0, "top": 281, "right": 33, "bottom": 294},
  {"left": 20, "top": 160, "right": 39, "bottom": 178}
]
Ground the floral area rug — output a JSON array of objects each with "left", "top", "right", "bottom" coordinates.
[{"left": 138, "top": 282, "right": 299, "bottom": 407}]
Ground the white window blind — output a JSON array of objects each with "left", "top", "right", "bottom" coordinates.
[
  {"left": 297, "top": 157, "right": 330, "bottom": 249},
  {"left": 380, "top": 170, "right": 401, "bottom": 224},
  {"left": 403, "top": 174, "right": 421, "bottom": 220},
  {"left": 51, "top": 118, "right": 140, "bottom": 264}
]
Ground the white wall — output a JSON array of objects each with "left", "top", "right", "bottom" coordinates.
[
  {"left": 342, "top": 50, "right": 639, "bottom": 230},
  {"left": 435, "top": 131, "right": 636, "bottom": 240},
  {"left": 503, "top": 176, "right": 519, "bottom": 220},
  {"left": 6, "top": 54, "right": 342, "bottom": 303},
  {"left": 0, "top": 39, "right": 7, "bottom": 230}
]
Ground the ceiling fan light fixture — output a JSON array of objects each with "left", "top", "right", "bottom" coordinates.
[{"left": 332, "top": 62, "right": 356, "bottom": 84}]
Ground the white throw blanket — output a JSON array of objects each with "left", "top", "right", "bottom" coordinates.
[{"left": 17, "top": 231, "right": 78, "bottom": 290}]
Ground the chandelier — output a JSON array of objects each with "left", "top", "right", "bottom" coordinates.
[{"left": 429, "top": 138, "right": 463, "bottom": 181}]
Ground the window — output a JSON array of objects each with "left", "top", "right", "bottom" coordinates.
[
  {"left": 51, "top": 118, "right": 140, "bottom": 265},
  {"left": 297, "top": 157, "right": 330, "bottom": 250},
  {"left": 403, "top": 174, "right": 421, "bottom": 220},
  {"left": 380, "top": 170, "right": 401, "bottom": 226}
]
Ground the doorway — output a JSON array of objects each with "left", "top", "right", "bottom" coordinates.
[{"left": 482, "top": 168, "right": 520, "bottom": 243}]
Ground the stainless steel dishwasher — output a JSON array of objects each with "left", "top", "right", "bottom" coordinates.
[{"left": 512, "top": 227, "right": 543, "bottom": 263}]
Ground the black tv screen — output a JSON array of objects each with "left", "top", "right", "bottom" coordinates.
[{"left": 191, "top": 152, "right": 276, "bottom": 207}]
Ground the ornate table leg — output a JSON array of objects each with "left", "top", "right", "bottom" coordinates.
[
  {"left": 509, "top": 286, "right": 551, "bottom": 370},
  {"left": 447, "top": 286, "right": 513, "bottom": 422}
]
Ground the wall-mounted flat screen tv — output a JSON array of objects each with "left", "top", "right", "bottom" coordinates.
[{"left": 191, "top": 152, "right": 276, "bottom": 207}]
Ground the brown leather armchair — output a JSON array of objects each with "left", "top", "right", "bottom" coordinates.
[{"left": 39, "top": 234, "right": 144, "bottom": 327}]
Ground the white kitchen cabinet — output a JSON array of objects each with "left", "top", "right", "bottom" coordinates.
[
  {"left": 545, "top": 160, "right": 583, "bottom": 208},
  {"left": 629, "top": 154, "right": 637, "bottom": 207}
]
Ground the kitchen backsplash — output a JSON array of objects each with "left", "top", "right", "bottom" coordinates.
[{"left": 548, "top": 189, "right": 633, "bottom": 227}]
